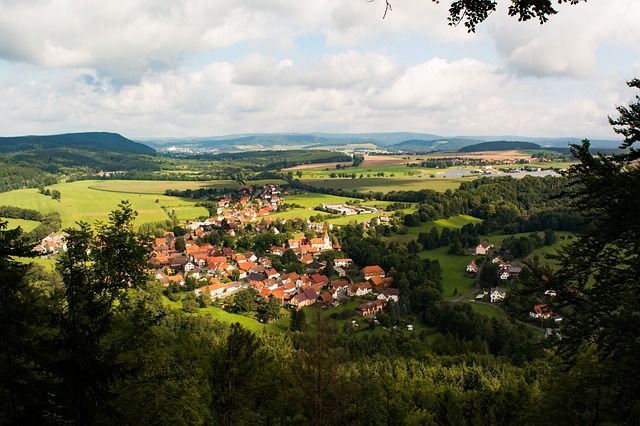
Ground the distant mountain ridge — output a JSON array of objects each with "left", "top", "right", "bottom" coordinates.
[
  {"left": 458, "top": 141, "right": 541, "bottom": 152},
  {"left": 0, "top": 132, "right": 155, "bottom": 155},
  {"left": 138, "top": 132, "right": 621, "bottom": 152}
]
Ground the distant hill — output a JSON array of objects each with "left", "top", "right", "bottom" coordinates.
[
  {"left": 457, "top": 141, "right": 542, "bottom": 153},
  {"left": 137, "top": 132, "right": 622, "bottom": 152},
  {"left": 0, "top": 132, "right": 155, "bottom": 155},
  {"left": 138, "top": 132, "right": 445, "bottom": 151},
  {"left": 391, "top": 138, "right": 486, "bottom": 152}
]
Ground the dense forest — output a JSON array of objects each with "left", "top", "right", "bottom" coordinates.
[{"left": 0, "top": 132, "right": 154, "bottom": 155}]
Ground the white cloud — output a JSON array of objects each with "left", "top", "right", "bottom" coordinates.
[
  {"left": 488, "top": 0, "right": 640, "bottom": 77},
  {"left": 0, "top": 0, "right": 636, "bottom": 140}
]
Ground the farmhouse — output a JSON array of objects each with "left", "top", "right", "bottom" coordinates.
[
  {"left": 490, "top": 287, "right": 507, "bottom": 303},
  {"left": 356, "top": 300, "right": 385, "bottom": 316},
  {"left": 466, "top": 260, "right": 478, "bottom": 273},
  {"left": 475, "top": 240, "right": 493, "bottom": 255},
  {"left": 360, "top": 265, "right": 385, "bottom": 280}
]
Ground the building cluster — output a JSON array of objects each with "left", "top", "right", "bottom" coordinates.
[
  {"left": 466, "top": 240, "right": 561, "bottom": 327},
  {"left": 34, "top": 232, "right": 67, "bottom": 255}
]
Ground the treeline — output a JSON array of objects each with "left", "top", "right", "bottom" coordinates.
[
  {"left": 193, "top": 149, "right": 352, "bottom": 172},
  {"left": 0, "top": 132, "right": 155, "bottom": 155},
  {"left": 0, "top": 159, "right": 58, "bottom": 193},
  {"left": 458, "top": 141, "right": 541, "bottom": 152},
  {"left": 9, "top": 148, "right": 159, "bottom": 174}
]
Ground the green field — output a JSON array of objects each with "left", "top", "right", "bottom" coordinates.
[
  {"left": 14, "top": 256, "right": 57, "bottom": 269},
  {"left": 302, "top": 176, "right": 471, "bottom": 193},
  {"left": 469, "top": 302, "right": 505, "bottom": 318},
  {"left": 296, "top": 163, "right": 431, "bottom": 178},
  {"left": 3, "top": 218, "right": 41, "bottom": 232},
  {"left": 89, "top": 179, "right": 238, "bottom": 194},
  {"left": 0, "top": 180, "right": 208, "bottom": 228},
  {"left": 388, "top": 214, "right": 483, "bottom": 244},
  {"left": 420, "top": 246, "right": 476, "bottom": 298}
]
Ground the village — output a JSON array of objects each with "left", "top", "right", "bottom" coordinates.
[
  {"left": 32, "top": 182, "right": 561, "bottom": 328},
  {"left": 146, "top": 183, "right": 399, "bottom": 320}
]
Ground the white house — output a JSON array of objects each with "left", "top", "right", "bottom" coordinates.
[
  {"left": 475, "top": 240, "right": 493, "bottom": 255},
  {"left": 490, "top": 287, "right": 506, "bottom": 303}
]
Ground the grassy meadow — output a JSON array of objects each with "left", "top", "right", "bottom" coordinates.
[
  {"left": 88, "top": 179, "right": 238, "bottom": 194},
  {"left": 302, "top": 176, "right": 470, "bottom": 193},
  {"left": 3, "top": 218, "right": 41, "bottom": 232},
  {"left": 0, "top": 180, "right": 209, "bottom": 228},
  {"left": 420, "top": 246, "right": 476, "bottom": 298},
  {"left": 387, "top": 214, "right": 483, "bottom": 244},
  {"left": 469, "top": 302, "right": 505, "bottom": 318}
]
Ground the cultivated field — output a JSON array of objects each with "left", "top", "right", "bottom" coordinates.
[
  {"left": 426, "top": 150, "right": 532, "bottom": 161},
  {"left": 303, "top": 176, "right": 470, "bottom": 193}
]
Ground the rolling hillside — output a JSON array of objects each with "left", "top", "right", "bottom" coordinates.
[{"left": 0, "top": 132, "right": 155, "bottom": 154}]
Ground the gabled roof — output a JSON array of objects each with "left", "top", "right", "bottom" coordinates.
[
  {"left": 310, "top": 274, "right": 329, "bottom": 285},
  {"left": 361, "top": 265, "right": 385, "bottom": 276}
]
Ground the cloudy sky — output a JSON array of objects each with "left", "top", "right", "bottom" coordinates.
[{"left": 0, "top": 0, "right": 638, "bottom": 139}]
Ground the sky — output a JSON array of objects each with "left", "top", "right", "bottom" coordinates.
[{"left": 0, "top": 0, "right": 638, "bottom": 140}]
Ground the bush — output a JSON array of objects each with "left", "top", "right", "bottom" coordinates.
[{"left": 182, "top": 299, "right": 199, "bottom": 313}]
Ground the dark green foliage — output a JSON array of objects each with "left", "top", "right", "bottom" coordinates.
[
  {"left": 232, "top": 288, "right": 258, "bottom": 314},
  {"left": 210, "top": 323, "right": 272, "bottom": 425},
  {"left": 0, "top": 132, "right": 155, "bottom": 155},
  {"left": 196, "top": 149, "right": 351, "bottom": 172},
  {"left": 0, "top": 221, "right": 51, "bottom": 424},
  {"left": 258, "top": 296, "right": 282, "bottom": 323},
  {"left": 49, "top": 201, "right": 150, "bottom": 424},
  {"left": 0, "top": 159, "right": 57, "bottom": 192},
  {"left": 0, "top": 205, "right": 62, "bottom": 242},
  {"left": 502, "top": 235, "right": 535, "bottom": 258},
  {"left": 289, "top": 308, "right": 307, "bottom": 332}
]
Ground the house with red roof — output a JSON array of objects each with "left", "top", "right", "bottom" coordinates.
[{"left": 360, "top": 265, "right": 385, "bottom": 280}]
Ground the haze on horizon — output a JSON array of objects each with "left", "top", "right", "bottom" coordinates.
[{"left": 0, "top": 0, "right": 638, "bottom": 140}]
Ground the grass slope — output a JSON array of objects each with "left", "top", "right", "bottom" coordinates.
[
  {"left": 3, "top": 218, "right": 41, "bottom": 232},
  {"left": 1, "top": 180, "right": 208, "bottom": 228},
  {"left": 420, "top": 246, "right": 476, "bottom": 298}
]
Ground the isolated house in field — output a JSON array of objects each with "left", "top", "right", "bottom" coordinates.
[
  {"left": 466, "top": 260, "right": 478, "bottom": 273},
  {"left": 475, "top": 240, "right": 493, "bottom": 255}
]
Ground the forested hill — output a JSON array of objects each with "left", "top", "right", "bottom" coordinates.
[
  {"left": 458, "top": 141, "right": 541, "bottom": 152},
  {"left": 0, "top": 132, "right": 155, "bottom": 155}
]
